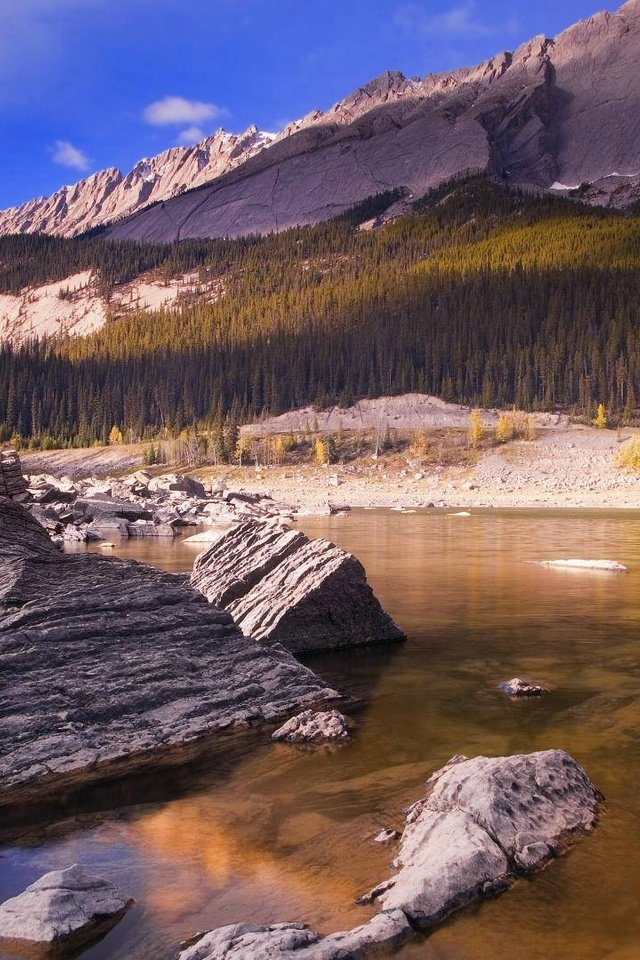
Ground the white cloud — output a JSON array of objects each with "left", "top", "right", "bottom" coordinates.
[
  {"left": 394, "top": 1, "right": 492, "bottom": 39},
  {"left": 176, "top": 126, "right": 206, "bottom": 146},
  {"left": 143, "top": 95, "right": 228, "bottom": 127},
  {"left": 51, "top": 140, "right": 90, "bottom": 171}
]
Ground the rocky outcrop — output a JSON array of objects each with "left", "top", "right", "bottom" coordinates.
[
  {"left": 0, "top": 451, "right": 27, "bottom": 501},
  {"left": 272, "top": 709, "right": 350, "bottom": 744},
  {"left": 192, "top": 519, "right": 405, "bottom": 653},
  {"left": 0, "top": 499, "right": 338, "bottom": 809},
  {"left": 20, "top": 467, "right": 296, "bottom": 544},
  {"left": 367, "top": 750, "right": 600, "bottom": 927},
  {"left": 178, "top": 911, "right": 414, "bottom": 960},
  {"left": 0, "top": 865, "right": 130, "bottom": 946}
]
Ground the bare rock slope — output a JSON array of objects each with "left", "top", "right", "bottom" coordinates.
[
  {"left": 191, "top": 519, "right": 405, "bottom": 653},
  {"left": 2, "top": 1, "right": 639, "bottom": 242},
  {"left": 0, "top": 499, "right": 338, "bottom": 808}
]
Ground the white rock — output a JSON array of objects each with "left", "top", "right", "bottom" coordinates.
[
  {"left": 178, "top": 911, "right": 413, "bottom": 959},
  {"left": 369, "top": 750, "right": 600, "bottom": 928},
  {"left": 0, "top": 864, "right": 130, "bottom": 944},
  {"left": 272, "top": 709, "right": 350, "bottom": 743},
  {"left": 500, "top": 677, "right": 547, "bottom": 697}
]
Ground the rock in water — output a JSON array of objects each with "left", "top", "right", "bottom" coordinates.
[
  {"left": 369, "top": 750, "right": 600, "bottom": 927},
  {"left": 0, "top": 499, "right": 338, "bottom": 809},
  {"left": 272, "top": 710, "right": 350, "bottom": 743},
  {"left": 178, "top": 911, "right": 414, "bottom": 959},
  {"left": 500, "top": 677, "right": 548, "bottom": 697},
  {"left": 0, "top": 451, "right": 27, "bottom": 501},
  {"left": 192, "top": 519, "right": 405, "bottom": 653},
  {"left": 0, "top": 864, "right": 130, "bottom": 944}
]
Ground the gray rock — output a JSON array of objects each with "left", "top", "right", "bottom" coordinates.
[
  {"left": 147, "top": 473, "right": 206, "bottom": 498},
  {"left": 178, "top": 910, "right": 414, "bottom": 960},
  {"left": 373, "top": 828, "right": 399, "bottom": 844},
  {"left": 367, "top": 750, "right": 600, "bottom": 928},
  {"left": 0, "top": 451, "right": 27, "bottom": 501},
  {"left": 272, "top": 709, "right": 350, "bottom": 743},
  {"left": 192, "top": 519, "right": 405, "bottom": 654},
  {"left": 500, "top": 677, "right": 548, "bottom": 697},
  {"left": 0, "top": 499, "right": 338, "bottom": 807},
  {"left": 0, "top": 864, "right": 130, "bottom": 944}
]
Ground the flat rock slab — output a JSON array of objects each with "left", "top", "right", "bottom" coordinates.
[
  {"left": 0, "top": 864, "right": 130, "bottom": 945},
  {"left": 178, "top": 911, "right": 414, "bottom": 960},
  {"left": 371, "top": 750, "right": 601, "bottom": 927},
  {"left": 0, "top": 500, "right": 338, "bottom": 804},
  {"left": 272, "top": 710, "right": 350, "bottom": 743},
  {"left": 192, "top": 519, "right": 405, "bottom": 653}
]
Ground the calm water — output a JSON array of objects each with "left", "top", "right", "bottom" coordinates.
[{"left": 2, "top": 509, "right": 640, "bottom": 960}]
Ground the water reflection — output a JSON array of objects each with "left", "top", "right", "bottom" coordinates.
[{"left": 2, "top": 509, "right": 640, "bottom": 960}]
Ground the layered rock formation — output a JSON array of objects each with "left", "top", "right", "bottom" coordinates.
[
  {"left": 0, "top": 451, "right": 26, "bottom": 501},
  {"left": 0, "top": 865, "right": 130, "bottom": 946},
  {"left": 2, "top": 0, "right": 639, "bottom": 242},
  {"left": 0, "top": 499, "right": 338, "bottom": 808},
  {"left": 191, "top": 519, "right": 405, "bottom": 653}
]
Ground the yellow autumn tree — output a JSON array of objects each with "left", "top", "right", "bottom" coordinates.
[
  {"left": 468, "top": 410, "right": 486, "bottom": 448},
  {"left": 315, "top": 437, "right": 329, "bottom": 465},
  {"left": 108, "top": 425, "right": 123, "bottom": 444},
  {"left": 593, "top": 403, "right": 607, "bottom": 429},
  {"left": 495, "top": 414, "right": 514, "bottom": 444}
]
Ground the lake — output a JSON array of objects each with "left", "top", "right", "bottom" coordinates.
[{"left": 1, "top": 508, "right": 639, "bottom": 960}]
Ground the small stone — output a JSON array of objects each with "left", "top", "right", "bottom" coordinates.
[
  {"left": 500, "top": 677, "right": 548, "bottom": 697},
  {"left": 373, "top": 828, "right": 400, "bottom": 844},
  {"left": 272, "top": 709, "right": 350, "bottom": 744}
]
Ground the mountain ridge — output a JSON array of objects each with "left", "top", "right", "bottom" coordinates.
[{"left": 1, "top": 0, "right": 640, "bottom": 240}]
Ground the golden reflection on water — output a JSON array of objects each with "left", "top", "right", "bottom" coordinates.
[{"left": 3, "top": 509, "right": 640, "bottom": 960}]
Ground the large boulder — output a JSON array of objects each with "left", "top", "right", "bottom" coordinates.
[
  {"left": 0, "top": 499, "right": 338, "bottom": 812},
  {"left": 178, "top": 911, "right": 414, "bottom": 960},
  {"left": 192, "top": 519, "right": 404, "bottom": 653},
  {"left": 368, "top": 750, "right": 601, "bottom": 928},
  {"left": 0, "top": 451, "right": 27, "bottom": 501},
  {"left": 0, "top": 864, "right": 130, "bottom": 945}
]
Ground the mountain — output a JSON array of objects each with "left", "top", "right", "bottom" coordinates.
[
  {"left": 0, "top": 127, "right": 275, "bottom": 238},
  {"left": 1, "top": 0, "right": 639, "bottom": 243}
]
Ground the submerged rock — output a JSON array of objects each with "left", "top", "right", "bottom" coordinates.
[
  {"left": 272, "top": 710, "right": 350, "bottom": 744},
  {"left": 0, "top": 864, "right": 130, "bottom": 945},
  {"left": 369, "top": 750, "right": 600, "bottom": 928},
  {"left": 499, "top": 677, "right": 548, "bottom": 697},
  {"left": 538, "top": 559, "right": 628, "bottom": 572},
  {"left": 0, "top": 499, "right": 338, "bottom": 807},
  {"left": 178, "top": 910, "right": 414, "bottom": 959},
  {"left": 192, "top": 519, "right": 405, "bottom": 653}
]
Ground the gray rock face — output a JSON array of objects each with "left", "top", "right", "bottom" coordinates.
[
  {"left": 369, "top": 750, "right": 600, "bottom": 927},
  {"left": 0, "top": 499, "right": 338, "bottom": 805},
  {"left": 0, "top": 864, "right": 130, "bottom": 944},
  {"left": 0, "top": 452, "right": 27, "bottom": 501},
  {"left": 192, "top": 519, "right": 405, "bottom": 653},
  {"left": 271, "top": 709, "right": 350, "bottom": 744},
  {"left": 178, "top": 911, "right": 414, "bottom": 960}
]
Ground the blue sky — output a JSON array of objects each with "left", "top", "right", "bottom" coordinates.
[{"left": 0, "top": 0, "right": 610, "bottom": 209}]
